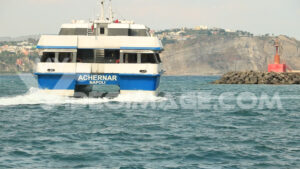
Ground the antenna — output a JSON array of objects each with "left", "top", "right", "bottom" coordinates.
[
  {"left": 100, "top": 0, "right": 105, "bottom": 21},
  {"left": 274, "top": 38, "right": 280, "bottom": 64},
  {"left": 109, "top": 0, "right": 114, "bottom": 21},
  {"left": 279, "top": 41, "right": 284, "bottom": 56}
]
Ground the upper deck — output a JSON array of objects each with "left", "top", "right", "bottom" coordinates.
[
  {"left": 35, "top": 0, "right": 163, "bottom": 75},
  {"left": 36, "top": 35, "right": 163, "bottom": 51},
  {"left": 36, "top": 0, "right": 163, "bottom": 52},
  {"left": 59, "top": 20, "right": 150, "bottom": 37}
]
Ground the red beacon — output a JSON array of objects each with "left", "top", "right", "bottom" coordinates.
[{"left": 268, "top": 39, "right": 286, "bottom": 73}]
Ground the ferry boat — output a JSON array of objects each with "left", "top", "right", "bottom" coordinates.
[{"left": 35, "top": 0, "right": 164, "bottom": 97}]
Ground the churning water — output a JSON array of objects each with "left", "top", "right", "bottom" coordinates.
[{"left": 0, "top": 74, "right": 299, "bottom": 168}]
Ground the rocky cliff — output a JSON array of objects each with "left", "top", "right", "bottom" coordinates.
[{"left": 161, "top": 35, "right": 300, "bottom": 75}]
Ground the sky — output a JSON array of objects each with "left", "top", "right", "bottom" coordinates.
[{"left": 0, "top": 0, "right": 299, "bottom": 40}]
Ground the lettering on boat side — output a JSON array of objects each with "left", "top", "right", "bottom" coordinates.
[{"left": 76, "top": 74, "right": 119, "bottom": 85}]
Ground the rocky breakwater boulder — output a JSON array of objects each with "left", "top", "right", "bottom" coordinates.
[{"left": 214, "top": 71, "right": 300, "bottom": 84}]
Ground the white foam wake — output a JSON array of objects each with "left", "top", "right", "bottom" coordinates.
[
  {"left": 0, "top": 88, "right": 167, "bottom": 106},
  {"left": 113, "top": 91, "right": 167, "bottom": 103}
]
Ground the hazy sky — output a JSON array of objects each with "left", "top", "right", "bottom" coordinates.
[{"left": 0, "top": 0, "right": 299, "bottom": 39}]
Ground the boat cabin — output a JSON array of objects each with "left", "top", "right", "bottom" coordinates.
[{"left": 40, "top": 49, "right": 161, "bottom": 64}]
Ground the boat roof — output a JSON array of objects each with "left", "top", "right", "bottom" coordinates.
[
  {"left": 36, "top": 35, "right": 163, "bottom": 51},
  {"left": 61, "top": 21, "right": 147, "bottom": 30}
]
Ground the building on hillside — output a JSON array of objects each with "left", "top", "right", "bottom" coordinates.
[
  {"left": 194, "top": 25, "right": 208, "bottom": 30},
  {"left": 225, "top": 29, "right": 235, "bottom": 33},
  {"left": 17, "top": 41, "right": 29, "bottom": 46}
]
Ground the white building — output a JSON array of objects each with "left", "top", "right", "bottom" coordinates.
[
  {"left": 225, "top": 29, "right": 235, "bottom": 33},
  {"left": 194, "top": 25, "right": 208, "bottom": 30}
]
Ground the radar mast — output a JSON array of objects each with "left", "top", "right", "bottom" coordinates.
[
  {"left": 109, "top": 0, "right": 114, "bottom": 22},
  {"left": 100, "top": 0, "right": 105, "bottom": 21}
]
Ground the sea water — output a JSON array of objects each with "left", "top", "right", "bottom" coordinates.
[{"left": 0, "top": 74, "right": 299, "bottom": 168}]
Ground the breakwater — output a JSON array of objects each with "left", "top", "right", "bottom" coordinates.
[{"left": 214, "top": 71, "right": 300, "bottom": 84}]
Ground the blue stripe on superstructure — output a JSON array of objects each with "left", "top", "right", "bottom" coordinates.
[
  {"left": 36, "top": 46, "right": 77, "bottom": 49},
  {"left": 120, "top": 47, "right": 163, "bottom": 51}
]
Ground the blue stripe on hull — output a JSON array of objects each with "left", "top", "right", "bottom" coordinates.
[
  {"left": 119, "top": 74, "right": 160, "bottom": 91},
  {"left": 37, "top": 74, "right": 76, "bottom": 90},
  {"left": 36, "top": 73, "right": 160, "bottom": 91}
]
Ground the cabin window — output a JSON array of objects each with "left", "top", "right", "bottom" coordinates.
[
  {"left": 41, "top": 52, "right": 55, "bottom": 62},
  {"left": 77, "top": 49, "right": 94, "bottom": 63},
  {"left": 100, "top": 27, "right": 105, "bottom": 34},
  {"left": 123, "top": 53, "right": 137, "bottom": 63},
  {"left": 59, "top": 28, "right": 87, "bottom": 35},
  {"left": 156, "top": 53, "right": 161, "bottom": 63},
  {"left": 95, "top": 50, "right": 105, "bottom": 63},
  {"left": 129, "top": 29, "right": 148, "bottom": 36},
  {"left": 104, "top": 50, "right": 120, "bottom": 63},
  {"left": 108, "top": 29, "right": 129, "bottom": 36},
  {"left": 141, "top": 54, "right": 157, "bottom": 63},
  {"left": 58, "top": 52, "right": 72, "bottom": 63}
]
